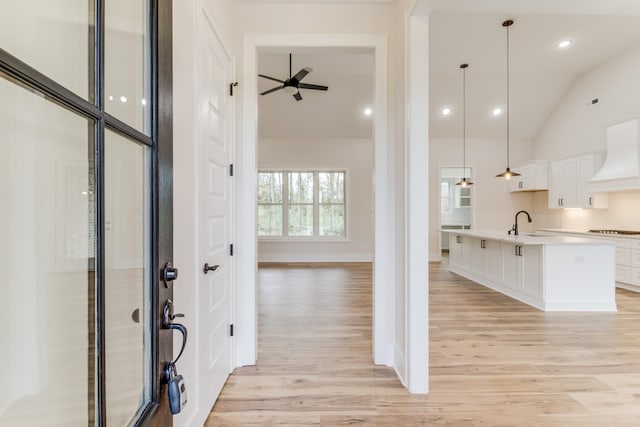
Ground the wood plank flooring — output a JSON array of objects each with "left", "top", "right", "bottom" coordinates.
[{"left": 205, "top": 260, "right": 640, "bottom": 426}]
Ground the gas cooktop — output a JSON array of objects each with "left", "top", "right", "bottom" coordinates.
[{"left": 588, "top": 229, "right": 640, "bottom": 235}]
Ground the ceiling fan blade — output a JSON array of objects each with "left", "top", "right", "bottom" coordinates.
[
  {"left": 291, "top": 67, "right": 312, "bottom": 83},
  {"left": 293, "top": 91, "right": 302, "bottom": 101},
  {"left": 298, "top": 83, "right": 328, "bottom": 91},
  {"left": 260, "top": 86, "right": 284, "bottom": 95},
  {"left": 258, "top": 74, "right": 285, "bottom": 84}
]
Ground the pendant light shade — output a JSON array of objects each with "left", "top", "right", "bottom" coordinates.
[
  {"left": 456, "top": 63, "right": 473, "bottom": 187},
  {"left": 496, "top": 19, "right": 520, "bottom": 180}
]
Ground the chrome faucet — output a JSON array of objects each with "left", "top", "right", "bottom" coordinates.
[{"left": 512, "top": 210, "right": 532, "bottom": 236}]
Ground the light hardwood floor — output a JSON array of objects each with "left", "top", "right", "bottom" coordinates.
[{"left": 205, "top": 260, "right": 640, "bottom": 426}]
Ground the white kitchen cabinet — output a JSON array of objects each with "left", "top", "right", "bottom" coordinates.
[
  {"left": 501, "top": 243, "right": 542, "bottom": 298},
  {"left": 577, "top": 154, "right": 609, "bottom": 208},
  {"left": 548, "top": 154, "right": 608, "bottom": 209},
  {"left": 508, "top": 161, "right": 548, "bottom": 192},
  {"left": 449, "top": 233, "right": 472, "bottom": 271},
  {"left": 471, "top": 238, "right": 502, "bottom": 284},
  {"left": 501, "top": 243, "right": 518, "bottom": 291},
  {"left": 471, "top": 238, "right": 485, "bottom": 276},
  {"left": 449, "top": 234, "right": 462, "bottom": 268},
  {"left": 548, "top": 158, "right": 577, "bottom": 208}
]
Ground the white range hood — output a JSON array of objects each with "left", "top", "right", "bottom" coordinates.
[{"left": 589, "top": 118, "right": 640, "bottom": 192}]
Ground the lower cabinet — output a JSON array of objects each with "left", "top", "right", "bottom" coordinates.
[
  {"left": 449, "top": 233, "right": 473, "bottom": 270},
  {"left": 450, "top": 234, "right": 542, "bottom": 303},
  {"left": 501, "top": 243, "right": 541, "bottom": 298},
  {"left": 471, "top": 237, "right": 501, "bottom": 283}
]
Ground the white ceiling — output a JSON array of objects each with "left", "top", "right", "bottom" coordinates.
[
  {"left": 255, "top": 2, "right": 640, "bottom": 142},
  {"left": 257, "top": 49, "right": 374, "bottom": 139}
]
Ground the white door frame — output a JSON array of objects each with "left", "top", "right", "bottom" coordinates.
[{"left": 235, "top": 33, "right": 393, "bottom": 367}]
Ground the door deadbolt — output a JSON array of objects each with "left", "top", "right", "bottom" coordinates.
[{"left": 162, "top": 262, "right": 179, "bottom": 287}]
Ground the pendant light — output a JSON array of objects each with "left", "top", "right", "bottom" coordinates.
[
  {"left": 495, "top": 19, "right": 520, "bottom": 180},
  {"left": 456, "top": 63, "right": 473, "bottom": 187}
]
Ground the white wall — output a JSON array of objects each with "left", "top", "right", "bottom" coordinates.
[
  {"left": 258, "top": 138, "right": 373, "bottom": 262},
  {"left": 429, "top": 137, "right": 535, "bottom": 261},
  {"left": 532, "top": 43, "right": 640, "bottom": 230}
]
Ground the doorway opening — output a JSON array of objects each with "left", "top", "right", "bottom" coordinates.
[
  {"left": 236, "top": 34, "right": 391, "bottom": 369},
  {"left": 256, "top": 48, "right": 374, "bottom": 264},
  {"left": 440, "top": 166, "right": 474, "bottom": 254}
]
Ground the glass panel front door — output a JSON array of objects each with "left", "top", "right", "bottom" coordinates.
[{"left": 1, "top": 0, "right": 173, "bottom": 424}]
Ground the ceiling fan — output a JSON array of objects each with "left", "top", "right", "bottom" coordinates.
[{"left": 258, "top": 53, "right": 328, "bottom": 101}]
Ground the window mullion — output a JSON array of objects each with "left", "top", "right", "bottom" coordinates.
[
  {"left": 283, "top": 171, "right": 289, "bottom": 237},
  {"left": 313, "top": 171, "right": 319, "bottom": 237}
]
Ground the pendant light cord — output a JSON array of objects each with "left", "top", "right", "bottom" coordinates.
[
  {"left": 506, "top": 22, "right": 510, "bottom": 169},
  {"left": 458, "top": 63, "right": 471, "bottom": 185},
  {"left": 463, "top": 65, "right": 467, "bottom": 175}
]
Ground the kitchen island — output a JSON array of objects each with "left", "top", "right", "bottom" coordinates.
[{"left": 447, "top": 230, "right": 617, "bottom": 311}]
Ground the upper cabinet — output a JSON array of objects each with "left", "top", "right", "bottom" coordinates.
[
  {"left": 548, "top": 153, "right": 609, "bottom": 209},
  {"left": 508, "top": 160, "right": 548, "bottom": 192}
]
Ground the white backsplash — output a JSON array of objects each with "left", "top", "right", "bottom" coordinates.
[{"left": 533, "top": 190, "right": 640, "bottom": 231}]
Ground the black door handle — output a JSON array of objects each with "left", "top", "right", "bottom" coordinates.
[
  {"left": 163, "top": 300, "right": 188, "bottom": 367},
  {"left": 203, "top": 263, "right": 219, "bottom": 274}
]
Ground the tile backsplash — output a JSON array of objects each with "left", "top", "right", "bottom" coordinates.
[{"left": 533, "top": 190, "right": 640, "bottom": 231}]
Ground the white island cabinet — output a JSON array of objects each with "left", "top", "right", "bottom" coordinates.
[{"left": 448, "top": 230, "right": 616, "bottom": 311}]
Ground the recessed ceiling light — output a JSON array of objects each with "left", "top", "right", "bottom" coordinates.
[
  {"left": 557, "top": 40, "right": 572, "bottom": 49},
  {"left": 120, "top": 96, "right": 127, "bottom": 103},
  {"left": 441, "top": 107, "right": 451, "bottom": 116},
  {"left": 492, "top": 107, "right": 502, "bottom": 116},
  {"left": 141, "top": 98, "right": 147, "bottom": 106},
  {"left": 363, "top": 107, "right": 372, "bottom": 116}
]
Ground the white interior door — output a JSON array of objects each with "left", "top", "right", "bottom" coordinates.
[{"left": 197, "top": 6, "right": 234, "bottom": 413}]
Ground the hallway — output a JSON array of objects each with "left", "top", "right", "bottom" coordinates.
[{"left": 206, "top": 261, "right": 640, "bottom": 425}]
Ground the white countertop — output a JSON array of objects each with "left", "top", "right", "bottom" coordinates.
[
  {"left": 443, "top": 229, "right": 616, "bottom": 246},
  {"left": 537, "top": 228, "right": 640, "bottom": 240}
]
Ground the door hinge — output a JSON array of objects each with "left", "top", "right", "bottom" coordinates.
[
  {"left": 229, "top": 163, "right": 234, "bottom": 177},
  {"left": 230, "top": 244, "right": 234, "bottom": 256},
  {"left": 229, "top": 324, "right": 234, "bottom": 337},
  {"left": 229, "top": 81, "right": 238, "bottom": 96}
]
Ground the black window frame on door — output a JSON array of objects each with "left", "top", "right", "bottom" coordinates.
[{"left": 0, "top": 0, "right": 173, "bottom": 425}]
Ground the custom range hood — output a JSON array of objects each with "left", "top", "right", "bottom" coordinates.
[{"left": 589, "top": 118, "right": 640, "bottom": 192}]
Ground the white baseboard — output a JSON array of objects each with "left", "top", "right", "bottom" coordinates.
[
  {"left": 393, "top": 343, "right": 406, "bottom": 389},
  {"left": 258, "top": 252, "right": 373, "bottom": 263}
]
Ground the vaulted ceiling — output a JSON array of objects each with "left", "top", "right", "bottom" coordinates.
[{"left": 429, "top": 12, "right": 640, "bottom": 140}]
